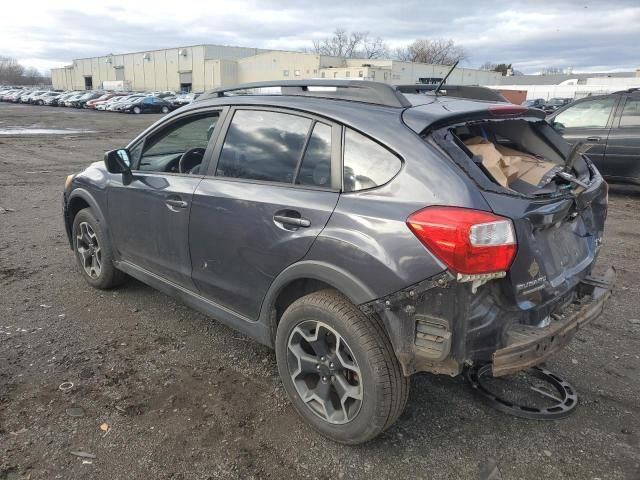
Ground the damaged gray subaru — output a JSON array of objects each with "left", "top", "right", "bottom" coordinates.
[{"left": 62, "top": 80, "right": 615, "bottom": 444}]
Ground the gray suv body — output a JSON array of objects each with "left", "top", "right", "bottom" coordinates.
[{"left": 63, "top": 80, "right": 614, "bottom": 443}]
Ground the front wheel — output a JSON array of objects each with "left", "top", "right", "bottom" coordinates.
[
  {"left": 133, "top": 106, "right": 141, "bottom": 114},
  {"left": 72, "top": 208, "right": 125, "bottom": 289},
  {"left": 161, "top": 106, "right": 169, "bottom": 113},
  {"left": 275, "top": 290, "right": 409, "bottom": 444}
]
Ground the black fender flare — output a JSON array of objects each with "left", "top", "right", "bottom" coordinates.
[
  {"left": 66, "top": 188, "right": 111, "bottom": 248},
  {"left": 258, "top": 260, "right": 378, "bottom": 342}
]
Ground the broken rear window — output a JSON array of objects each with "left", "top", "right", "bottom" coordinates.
[{"left": 438, "top": 119, "right": 590, "bottom": 196}]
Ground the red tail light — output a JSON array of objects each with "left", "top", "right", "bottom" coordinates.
[{"left": 407, "top": 207, "right": 517, "bottom": 275}]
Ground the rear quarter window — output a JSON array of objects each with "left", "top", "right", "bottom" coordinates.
[{"left": 343, "top": 129, "right": 401, "bottom": 192}]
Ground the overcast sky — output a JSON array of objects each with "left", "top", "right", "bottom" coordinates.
[{"left": 3, "top": 0, "right": 639, "bottom": 74}]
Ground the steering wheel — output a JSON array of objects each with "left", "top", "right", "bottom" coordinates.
[{"left": 178, "top": 147, "right": 206, "bottom": 174}]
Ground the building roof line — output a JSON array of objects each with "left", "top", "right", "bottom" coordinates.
[{"left": 62, "top": 43, "right": 278, "bottom": 63}]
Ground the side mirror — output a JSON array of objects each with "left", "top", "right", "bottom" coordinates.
[
  {"left": 104, "top": 149, "right": 131, "bottom": 174},
  {"left": 550, "top": 121, "right": 565, "bottom": 133}
]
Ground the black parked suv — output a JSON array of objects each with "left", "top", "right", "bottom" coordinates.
[
  {"left": 547, "top": 89, "right": 640, "bottom": 184},
  {"left": 63, "top": 80, "right": 614, "bottom": 444}
]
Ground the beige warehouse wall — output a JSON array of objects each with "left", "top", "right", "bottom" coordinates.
[
  {"left": 165, "top": 49, "right": 181, "bottom": 91},
  {"left": 390, "top": 62, "right": 502, "bottom": 85},
  {"left": 51, "top": 68, "right": 66, "bottom": 89},
  {"left": 204, "top": 59, "right": 238, "bottom": 89},
  {"left": 345, "top": 58, "right": 392, "bottom": 68},
  {"left": 237, "top": 51, "right": 322, "bottom": 83},
  {"left": 51, "top": 47, "right": 503, "bottom": 92},
  {"left": 220, "top": 59, "right": 238, "bottom": 87},
  {"left": 191, "top": 46, "right": 206, "bottom": 92},
  {"left": 204, "top": 45, "right": 266, "bottom": 61}
]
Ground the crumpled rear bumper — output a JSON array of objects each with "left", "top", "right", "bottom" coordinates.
[{"left": 491, "top": 266, "right": 616, "bottom": 377}]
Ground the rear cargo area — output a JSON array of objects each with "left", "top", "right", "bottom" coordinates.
[{"left": 446, "top": 118, "right": 589, "bottom": 196}]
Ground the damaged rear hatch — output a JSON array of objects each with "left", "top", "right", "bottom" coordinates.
[{"left": 403, "top": 96, "right": 609, "bottom": 321}]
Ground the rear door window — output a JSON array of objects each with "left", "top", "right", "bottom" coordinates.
[
  {"left": 553, "top": 97, "right": 616, "bottom": 128},
  {"left": 296, "top": 122, "right": 332, "bottom": 187},
  {"left": 620, "top": 97, "right": 640, "bottom": 127},
  {"left": 216, "top": 110, "right": 311, "bottom": 183},
  {"left": 343, "top": 128, "right": 401, "bottom": 192}
]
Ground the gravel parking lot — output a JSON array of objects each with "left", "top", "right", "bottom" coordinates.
[{"left": 1, "top": 103, "right": 639, "bottom": 480}]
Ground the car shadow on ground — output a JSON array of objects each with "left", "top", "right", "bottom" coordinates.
[{"left": 608, "top": 183, "right": 640, "bottom": 197}]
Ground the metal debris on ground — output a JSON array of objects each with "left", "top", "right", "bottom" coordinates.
[
  {"left": 70, "top": 451, "right": 96, "bottom": 459},
  {"left": 465, "top": 364, "right": 579, "bottom": 419},
  {"left": 58, "top": 382, "right": 74, "bottom": 392}
]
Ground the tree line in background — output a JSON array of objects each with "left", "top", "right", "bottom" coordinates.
[
  {"left": 309, "top": 29, "right": 567, "bottom": 76},
  {"left": 307, "top": 29, "right": 467, "bottom": 65},
  {"left": 0, "top": 56, "right": 51, "bottom": 86}
]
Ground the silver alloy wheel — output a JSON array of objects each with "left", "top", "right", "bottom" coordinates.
[
  {"left": 76, "top": 221, "right": 102, "bottom": 278},
  {"left": 133, "top": 106, "right": 141, "bottom": 114},
  {"left": 286, "top": 320, "right": 363, "bottom": 424}
]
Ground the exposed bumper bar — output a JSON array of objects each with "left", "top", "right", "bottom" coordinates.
[{"left": 491, "top": 266, "right": 616, "bottom": 377}]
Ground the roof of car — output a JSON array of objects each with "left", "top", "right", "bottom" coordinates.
[{"left": 174, "top": 80, "right": 541, "bottom": 137}]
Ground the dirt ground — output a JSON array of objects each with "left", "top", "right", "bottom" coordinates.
[{"left": 0, "top": 102, "right": 639, "bottom": 480}]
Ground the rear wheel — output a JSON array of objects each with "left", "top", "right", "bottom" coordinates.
[
  {"left": 275, "top": 290, "right": 409, "bottom": 444},
  {"left": 133, "top": 106, "right": 141, "bottom": 114},
  {"left": 161, "top": 106, "right": 169, "bottom": 113},
  {"left": 72, "top": 208, "right": 125, "bottom": 289}
]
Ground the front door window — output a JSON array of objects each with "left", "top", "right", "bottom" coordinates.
[{"left": 133, "top": 113, "right": 219, "bottom": 174}]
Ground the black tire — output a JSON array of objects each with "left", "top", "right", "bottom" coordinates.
[
  {"left": 275, "top": 289, "right": 409, "bottom": 444},
  {"left": 72, "top": 208, "right": 125, "bottom": 289}
]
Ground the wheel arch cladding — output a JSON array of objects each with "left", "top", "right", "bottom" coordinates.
[
  {"left": 66, "top": 189, "right": 109, "bottom": 246},
  {"left": 259, "top": 261, "right": 378, "bottom": 343}
]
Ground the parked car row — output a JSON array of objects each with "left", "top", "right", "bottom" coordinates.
[
  {"left": 0, "top": 87, "right": 203, "bottom": 114},
  {"left": 521, "top": 97, "right": 573, "bottom": 114}
]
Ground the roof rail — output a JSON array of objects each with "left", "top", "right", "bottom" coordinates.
[
  {"left": 197, "top": 80, "right": 412, "bottom": 108},
  {"left": 396, "top": 84, "right": 508, "bottom": 103},
  {"left": 611, "top": 87, "right": 640, "bottom": 95}
]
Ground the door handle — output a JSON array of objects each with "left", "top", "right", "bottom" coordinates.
[
  {"left": 273, "top": 215, "right": 311, "bottom": 228},
  {"left": 586, "top": 136, "right": 601, "bottom": 142},
  {"left": 165, "top": 198, "right": 188, "bottom": 210}
]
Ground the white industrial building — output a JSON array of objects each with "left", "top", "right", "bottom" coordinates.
[
  {"left": 491, "top": 70, "right": 640, "bottom": 101},
  {"left": 51, "top": 43, "right": 502, "bottom": 92}
]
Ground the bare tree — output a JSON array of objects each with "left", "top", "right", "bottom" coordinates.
[
  {"left": 480, "top": 61, "right": 496, "bottom": 71},
  {"left": 0, "top": 57, "right": 51, "bottom": 86},
  {"left": 23, "top": 66, "right": 41, "bottom": 85},
  {"left": 360, "top": 34, "right": 388, "bottom": 59},
  {"left": 0, "top": 56, "right": 25, "bottom": 84},
  {"left": 311, "top": 28, "right": 388, "bottom": 59},
  {"left": 395, "top": 39, "right": 466, "bottom": 65}
]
